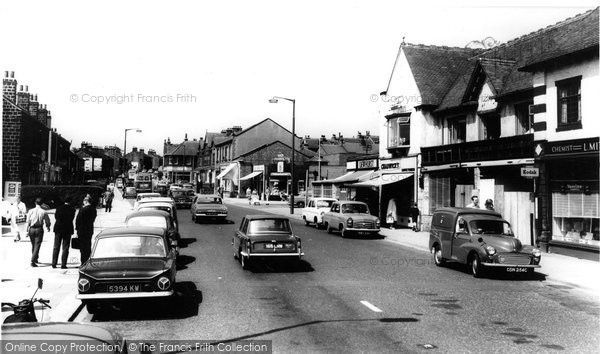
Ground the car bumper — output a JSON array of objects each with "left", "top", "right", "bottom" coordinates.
[
  {"left": 482, "top": 263, "right": 541, "bottom": 268},
  {"left": 241, "top": 251, "right": 304, "bottom": 258},
  {"left": 195, "top": 213, "right": 227, "bottom": 217},
  {"left": 77, "top": 290, "right": 174, "bottom": 300},
  {"left": 346, "top": 228, "right": 380, "bottom": 233}
]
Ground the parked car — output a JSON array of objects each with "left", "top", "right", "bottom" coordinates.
[
  {"left": 136, "top": 201, "right": 179, "bottom": 230},
  {"left": 287, "top": 192, "right": 307, "bottom": 208},
  {"left": 302, "top": 197, "right": 337, "bottom": 228},
  {"left": 429, "top": 207, "right": 542, "bottom": 278},
  {"left": 123, "top": 186, "right": 137, "bottom": 199},
  {"left": 322, "top": 201, "right": 380, "bottom": 237},
  {"left": 125, "top": 209, "right": 180, "bottom": 253},
  {"left": 155, "top": 183, "right": 169, "bottom": 197},
  {"left": 191, "top": 194, "right": 228, "bottom": 223},
  {"left": 133, "top": 192, "right": 161, "bottom": 210},
  {"left": 76, "top": 226, "right": 177, "bottom": 314},
  {"left": 233, "top": 215, "right": 304, "bottom": 269},
  {"left": 171, "top": 189, "right": 195, "bottom": 209},
  {"left": 182, "top": 183, "right": 194, "bottom": 190}
]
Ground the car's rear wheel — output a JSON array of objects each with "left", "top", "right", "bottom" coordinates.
[
  {"left": 432, "top": 245, "right": 445, "bottom": 267},
  {"left": 303, "top": 216, "right": 310, "bottom": 226},
  {"left": 298, "top": 202, "right": 305, "bottom": 208},
  {"left": 314, "top": 217, "right": 320, "bottom": 228},
  {"left": 85, "top": 302, "right": 99, "bottom": 315},
  {"left": 470, "top": 253, "right": 484, "bottom": 278},
  {"left": 340, "top": 225, "right": 347, "bottom": 238},
  {"left": 241, "top": 253, "right": 251, "bottom": 270}
]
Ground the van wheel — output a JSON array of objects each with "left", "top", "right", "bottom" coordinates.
[
  {"left": 432, "top": 246, "right": 445, "bottom": 267},
  {"left": 470, "top": 254, "right": 484, "bottom": 278}
]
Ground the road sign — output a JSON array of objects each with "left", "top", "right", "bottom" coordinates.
[{"left": 521, "top": 167, "right": 539, "bottom": 178}]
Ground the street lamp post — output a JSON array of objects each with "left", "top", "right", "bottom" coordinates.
[
  {"left": 123, "top": 128, "right": 142, "bottom": 176},
  {"left": 269, "top": 96, "right": 295, "bottom": 214}
]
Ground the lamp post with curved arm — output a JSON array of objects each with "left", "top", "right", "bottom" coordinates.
[{"left": 269, "top": 96, "right": 295, "bottom": 214}]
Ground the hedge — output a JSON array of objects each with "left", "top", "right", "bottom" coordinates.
[{"left": 21, "top": 185, "right": 105, "bottom": 209}]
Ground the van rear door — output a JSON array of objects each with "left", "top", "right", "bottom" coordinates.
[{"left": 432, "top": 211, "right": 455, "bottom": 259}]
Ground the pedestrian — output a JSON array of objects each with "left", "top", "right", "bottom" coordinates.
[
  {"left": 246, "top": 187, "right": 252, "bottom": 204},
  {"left": 485, "top": 199, "right": 494, "bottom": 211},
  {"left": 104, "top": 188, "right": 114, "bottom": 212},
  {"left": 52, "top": 199, "right": 76, "bottom": 269},
  {"left": 466, "top": 195, "right": 481, "bottom": 209},
  {"left": 11, "top": 196, "right": 27, "bottom": 242},
  {"left": 410, "top": 202, "right": 420, "bottom": 232},
  {"left": 25, "top": 198, "right": 51, "bottom": 267},
  {"left": 76, "top": 197, "right": 97, "bottom": 265},
  {"left": 386, "top": 198, "right": 397, "bottom": 229}
]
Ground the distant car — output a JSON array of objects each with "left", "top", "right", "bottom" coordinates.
[
  {"left": 116, "top": 179, "right": 124, "bottom": 189},
  {"left": 155, "top": 183, "right": 169, "bottom": 197},
  {"left": 287, "top": 192, "right": 307, "bottom": 208},
  {"left": 181, "top": 183, "right": 194, "bottom": 190},
  {"left": 123, "top": 186, "right": 137, "bottom": 199},
  {"left": 171, "top": 189, "right": 195, "bottom": 209},
  {"left": 133, "top": 192, "right": 162, "bottom": 210},
  {"left": 136, "top": 201, "right": 179, "bottom": 231},
  {"left": 301, "top": 197, "right": 337, "bottom": 228},
  {"left": 322, "top": 201, "right": 380, "bottom": 238},
  {"left": 76, "top": 226, "right": 177, "bottom": 314},
  {"left": 429, "top": 207, "right": 542, "bottom": 278},
  {"left": 125, "top": 209, "right": 180, "bottom": 253},
  {"left": 1, "top": 322, "right": 136, "bottom": 353},
  {"left": 191, "top": 194, "right": 228, "bottom": 223},
  {"left": 233, "top": 215, "right": 304, "bottom": 269}
]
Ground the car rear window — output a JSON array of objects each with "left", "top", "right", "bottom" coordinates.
[
  {"left": 93, "top": 236, "right": 166, "bottom": 258},
  {"left": 126, "top": 216, "right": 167, "bottom": 229},
  {"left": 248, "top": 219, "right": 291, "bottom": 233},
  {"left": 196, "top": 196, "right": 222, "bottom": 204},
  {"left": 432, "top": 212, "right": 454, "bottom": 230}
]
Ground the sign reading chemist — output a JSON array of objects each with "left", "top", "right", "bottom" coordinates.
[{"left": 546, "top": 137, "right": 599, "bottom": 156}]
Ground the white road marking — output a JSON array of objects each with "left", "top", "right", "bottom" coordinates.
[{"left": 360, "top": 300, "right": 383, "bottom": 312}]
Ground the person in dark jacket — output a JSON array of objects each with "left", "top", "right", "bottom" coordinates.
[
  {"left": 76, "top": 197, "right": 97, "bottom": 265},
  {"left": 52, "top": 199, "right": 76, "bottom": 269},
  {"left": 410, "top": 202, "right": 420, "bottom": 232}
]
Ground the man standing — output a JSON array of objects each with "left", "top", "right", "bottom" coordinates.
[
  {"left": 26, "top": 198, "right": 51, "bottom": 267},
  {"left": 52, "top": 199, "right": 76, "bottom": 269},
  {"left": 410, "top": 202, "right": 420, "bottom": 232},
  {"left": 466, "top": 195, "right": 481, "bottom": 209},
  {"left": 11, "top": 196, "right": 27, "bottom": 242},
  {"left": 104, "top": 188, "right": 114, "bottom": 213},
  {"left": 76, "top": 198, "right": 97, "bottom": 265}
]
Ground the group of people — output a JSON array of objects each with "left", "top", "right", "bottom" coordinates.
[
  {"left": 24, "top": 195, "right": 97, "bottom": 269},
  {"left": 466, "top": 195, "right": 495, "bottom": 210}
]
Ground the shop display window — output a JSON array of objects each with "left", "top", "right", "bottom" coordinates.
[{"left": 552, "top": 192, "right": 599, "bottom": 246}]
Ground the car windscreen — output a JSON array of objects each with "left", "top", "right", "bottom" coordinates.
[
  {"left": 469, "top": 220, "right": 514, "bottom": 236},
  {"left": 195, "top": 196, "right": 222, "bottom": 204},
  {"left": 341, "top": 203, "right": 369, "bottom": 214},
  {"left": 93, "top": 236, "right": 166, "bottom": 258},
  {"left": 248, "top": 219, "right": 291, "bottom": 233},
  {"left": 126, "top": 216, "right": 167, "bottom": 229},
  {"left": 316, "top": 200, "right": 334, "bottom": 208},
  {"left": 139, "top": 205, "right": 172, "bottom": 214}
]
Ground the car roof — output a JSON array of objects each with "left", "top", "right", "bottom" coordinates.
[
  {"left": 337, "top": 201, "right": 367, "bottom": 205},
  {"left": 138, "top": 193, "right": 160, "bottom": 197},
  {"left": 97, "top": 226, "right": 165, "bottom": 238},
  {"left": 434, "top": 207, "right": 502, "bottom": 218},
  {"left": 195, "top": 194, "right": 220, "bottom": 198},
  {"left": 310, "top": 197, "right": 337, "bottom": 201},
  {"left": 244, "top": 215, "right": 290, "bottom": 221},
  {"left": 125, "top": 209, "right": 170, "bottom": 221},
  {"left": 138, "top": 202, "right": 174, "bottom": 208},
  {"left": 139, "top": 197, "right": 174, "bottom": 204}
]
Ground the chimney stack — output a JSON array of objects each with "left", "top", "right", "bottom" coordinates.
[
  {"left": 16, "top": 84, "right": 30, "bottom": 111},
  {"left": 2, "top": 71, "right": 17, "bottom": 102},
  {"left": 37, "top": 103, "right": 48, "bottom": 127},
  {"left": 29, "top": 93, "right": 39, "bottom": 118},
  {"left": 184, "top": 133, "right": 188, "bottom": 141}
]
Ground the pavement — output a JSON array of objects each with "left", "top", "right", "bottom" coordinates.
[
  {"left": 224, "top": 196, "right": 600, "bottom": 298},
  {"left": 1, "top": 188, "right": 132, "bottom": 322}
]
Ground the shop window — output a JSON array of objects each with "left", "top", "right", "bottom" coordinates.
[
  {"left": 323, "top": 185, "right": 333, "bottom": 198},
  {"left": 552, "top": 192, "right": 599, "bottom": 245},
  {"left": 186, "top": 156, "right": 192, "bottom": 166},
  {"left": 429, "top": 176, "right": 452, "bottom": 214},
  {"left": 556, "top": 76, "right": 582, "bottom": 131},
  {"left": 448, "top": 117, "right": 466, "bottom": 144}
]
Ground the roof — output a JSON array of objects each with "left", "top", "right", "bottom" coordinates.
[
  {"left": 97, "top": 226, "right": 166, "bottom": 237},
  {"left": 400, "top": 44, "right": 482, "bottom": 106},
  {"left": 124, "top": 210, "right": 171, "bottom": 221},
  {"left": 244, "top": 215, "right": 290, "bottom": 221},
  {"left": 165, "top": 140, "right": 200, "bottom": 156},
  {"left": 235, "top": 140, "right": 314, "bottom": 159},
  {"left": 434, "top": 207, "right": 502, "bottom": 218}
]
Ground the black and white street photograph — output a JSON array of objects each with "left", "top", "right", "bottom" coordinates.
[{"left": 1, "top": 0, "right": 599, "bottom": 353}]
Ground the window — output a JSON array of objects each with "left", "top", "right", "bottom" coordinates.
[
  {"left": 448, "top": 117, "right": 466, "bottom": 144},
  {"left": 185, "top": 156, "right": 192, "bottom": 166},
  {"left": 515, "top": 102, "right": 533, "bottom": 134},
  {"left": 387, "top": 115, "right": 410, "bottom": 148},
  {"left": 556, "top": 76, "right": 582, "bottom": 131},
  {"left": 429, "top": 176, "right": 452, "bottom": 214},
  {"left": 482, "top": 113, "right": 500, "bottom": 140}
]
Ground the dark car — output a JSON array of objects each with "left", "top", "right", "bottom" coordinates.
[
  {"left": 429, "top": 207, "right": 542, "bottom": 277},
  {"left": 123, "top": 186, "right": 137, "bottom": 199},
  {"left": 171, "top": 189, "right": 195, "bottom": 209},
  {"left": 77, "top": 226, "right": 177, "bottom": 313},
  {"left": 233, "top": 215, "right": 304, "bottom": 269},
  {"left": 125, "top": 210, "right": 180, "bottom": 253},
  {"left": 191, "top": 194, "right": 228, "bottom": 223}
]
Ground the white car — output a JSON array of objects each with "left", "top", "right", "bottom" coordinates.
[
  {"left": 301, "top": 197, "right": 337, "bottom": 228},
  {"left": 132, "top": 192, "right": 161, "bottom": 210}
]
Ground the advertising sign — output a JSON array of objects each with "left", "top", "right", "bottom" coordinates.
[
  {"left": 3, "top": 181, "right": 21, "bottom": 199},
  {"left": 83, "top": 158, "right": 93, "bottom": 172},
  {"left": 93, "top": 158, "right": 103, "bottom": 172}
]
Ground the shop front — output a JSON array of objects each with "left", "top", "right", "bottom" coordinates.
[
  {"left": 216, "top": 162, "right": 240, "bottom": 197},
  {"left": 240, "top": 165, "right": 265, "bottom": 199}
]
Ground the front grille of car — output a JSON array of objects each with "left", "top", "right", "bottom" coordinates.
[
  {"left": 497, "top": 253, "right": 532, "bottom": 265},
  {"left": 354, "top": 221, "right": 375, "bottom": 229}
]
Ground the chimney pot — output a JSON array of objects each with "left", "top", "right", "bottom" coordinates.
[
  {"left": 10, "top": 71, "right": 14, "bottom": 78},
  {"left": 25, "top": 85, "right": 28, "bottom": 92},
  {"left": 4, "top": 71, "right": 7, "bottom": 78},
  {"left": 19, "top": 85, "right": 23, "bottom": 91}
]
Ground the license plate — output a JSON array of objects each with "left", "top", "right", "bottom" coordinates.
[
  {"left": 108, "top": 284, "right": 141, "bottom": 293},
  {"left": 357, "top": 232, "right": 369, "bottom": 236},
  {"left": 506, "top": 267, "right": 528, "bottom": 273},
  {"left": 265, "top": 244, "right": 283, "bottom": 249}
]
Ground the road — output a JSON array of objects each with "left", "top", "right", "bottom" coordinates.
[{"left": 74, "top": 203, "right": 600, "bottom": 353}]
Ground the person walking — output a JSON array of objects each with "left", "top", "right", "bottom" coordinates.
[
  {"left": 484, "top": 199, "right": 495, "bottom": 211},
  {"left": 25, "top": 198, "right": 51, "bottom": 267},
  {"left": 76, "top": 197, "right": 97, "bottom": 265},
  {"left": 103, "top": 188, "right": 114, "bottom": 212},
  {"left": 11, "top": 196, "right": 27, "bottom": 242},
  {"left": 410, "top": 202, "right": 420, "bottom": 232},
  {"left": 52, "top": 199, "right": 76, "bottom": 269}
]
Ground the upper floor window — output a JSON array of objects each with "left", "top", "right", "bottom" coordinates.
[
  {"left": 556, "top": 76, "right": 582, "bottom": 131},
  {"left": 185, "top": 156, "right": 192, "bottom": 166},
  {"left": 481, "top": 113, "right": 500, "bottom": 140},
  {"left": 448, "top": 117, "right": 466, "bottom": 144},
  {"left": 387, "top": 114, "right": 410, "bottom": 148},
  {"left": 515, "top": 101, "right": 533, "bottom": 134}
]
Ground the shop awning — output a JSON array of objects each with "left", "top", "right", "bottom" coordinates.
[
  {"left": 270, "top": 172, "right": 291, "bottom": 177},
  {"left": 350, "top": 172, "right": 412, "bottom": 187},
  {"left": 240, "top": 171, "right": 263, "bottom": 181},
  {"left": 216, "top": 163, "right": 237, "bottom": 179},
  {"left": 313, "top": 170, "right": 374, "bottom": 185}
]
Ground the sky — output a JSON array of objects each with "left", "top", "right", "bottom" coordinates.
[{"left": 2, "top": 0, "right": 598, "bottom": 155}]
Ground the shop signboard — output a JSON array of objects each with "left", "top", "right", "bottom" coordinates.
[
  {"left": 84, "top": 158, "right": 93, "bottom": 172},
  {"left": 545, "top": 137, "right": 600, "bottom": 156},
  {"left": 520, "top": 167, "right": 539, "bottom": 178},
  {"left": 357, "top": 159, "right": 378, "bottom": 170},
  {"left": 3, "top": 181, "right": 21, "bottom": 199}
]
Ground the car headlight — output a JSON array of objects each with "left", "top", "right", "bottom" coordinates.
[
  {"left": 484, "top": 245, "right": 496, "bottom": 255},
  {"left": 347, "top": 218, "right": 353, "bottom": 227},
  {"left": 297, "top": 238, "right": 301, "bottom": 249},
  {"left": 246, "top": 240, "right": 251, "bottom": 250},
  {"left": 532, "top": 248, "right": 541, "bottom": 257},
  {"left": 320, "top": 211, "right": 325, "bottom": 216},
  {"left": 375, "top": 218, "right": 380, "bottom": 227},
  {"left": 78, "top": 278, "right": 90, "bottom": 292},
  {"left": 157, "top": 276, "right": 171, "bottom": 291}
]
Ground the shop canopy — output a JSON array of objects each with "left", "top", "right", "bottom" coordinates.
[
  {"left": 216, "top": 163, "right": 238, "bottom": 179},
  {"left": 314, "top": 170, "right": 374, "bottom": 185},
  {"left": 240, "top": 171, "right": 263, "bottom": 181},
  {"left": 349, "top": 172, "right": 413, "bottom": 187}
]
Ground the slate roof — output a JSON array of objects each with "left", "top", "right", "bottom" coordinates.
[{"left": 165, "top": 140, "right": 200, "bottom": 156}]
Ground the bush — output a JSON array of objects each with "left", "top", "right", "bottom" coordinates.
[{"left": 21, "top": 185, "right": 105, "bottom": 209}]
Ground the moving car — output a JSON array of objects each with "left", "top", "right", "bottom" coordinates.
[
  {"left": 429, "top": 207, "right": 542, "bottom": 278},
  {"left": 123, "top": 186, "right": 137, "bottom": 199},
  {"left": 171, "top": 189, "right": 195, "bottom": 209},
  {"left": 233, "top": 215, "right": 304, "bottom": 269},
  {"left": 76, "top": 226, "right": 177, "bottom": 314},
  {"left": 125, "top": 210, "right": 180, "bottom": 253},
  {"left": 322, "top": 201, "right": 380, "bottom": 237},
  {"left": 301, "top": 197, "right": 337, "bottom": 228},
  {"left": 191, "top": 194, "right": 228, "bottom": 223}
]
